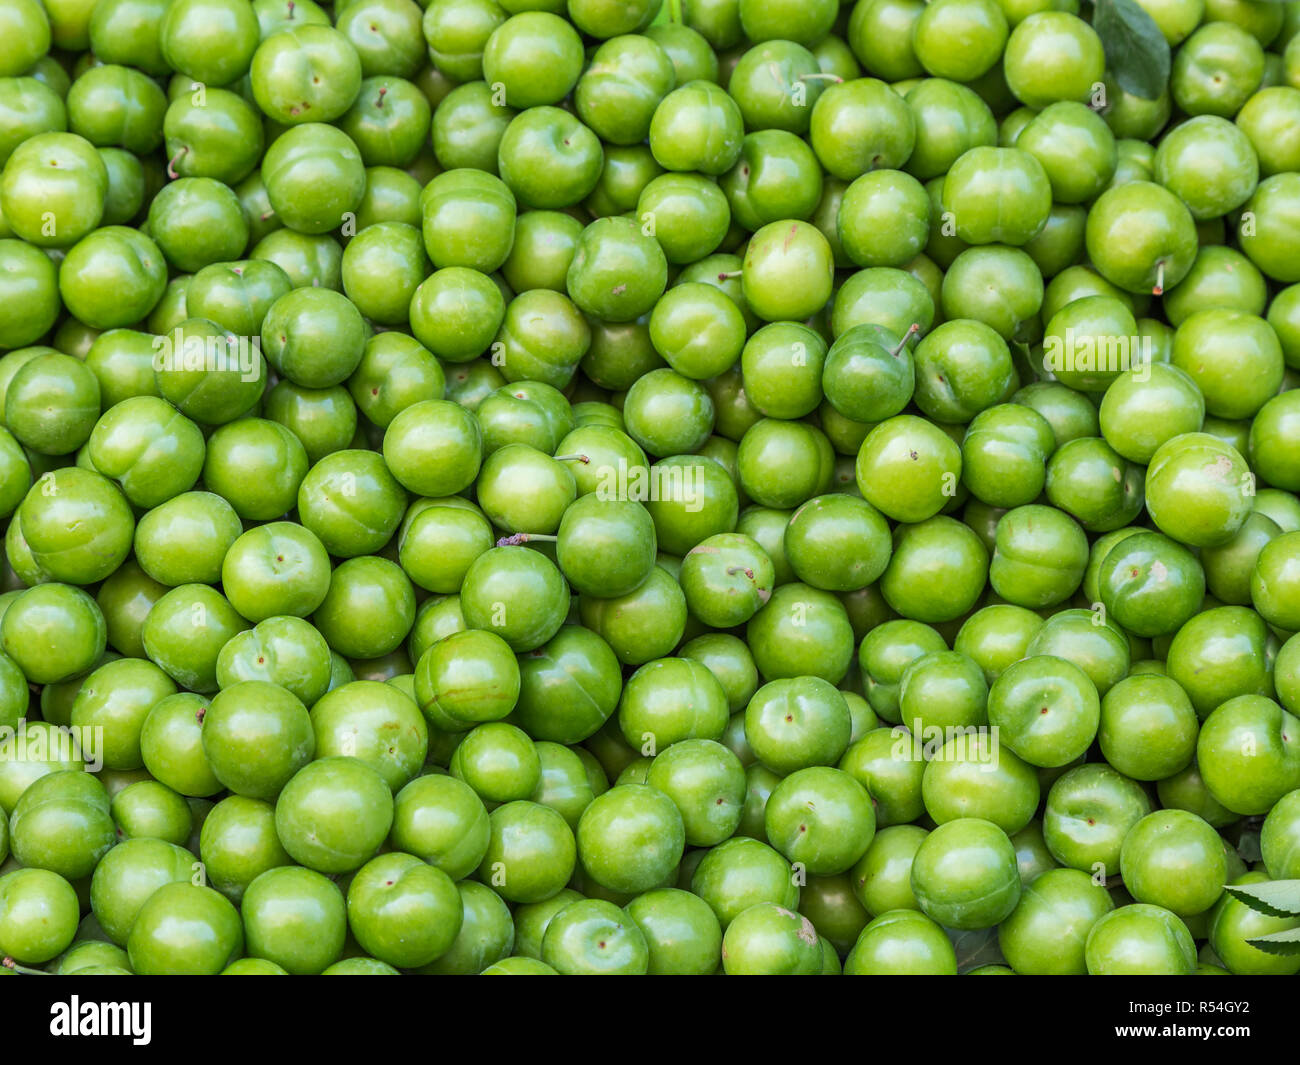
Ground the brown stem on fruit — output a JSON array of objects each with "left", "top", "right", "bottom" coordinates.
[
  {"left": 195, "top": 706, "right": 206, "bottom": 724},
  {"left": 166, "top": 146, "right": 188, "bottom": 180},
  {"left": 891, "top": 323, "right": 920, "bottom": 358},
  {"left": 260, "top": 209, "right": 275, "bottom": 221},
  {"left": 375, "top": 86, "right": 387, "bottom": 108},
  {"left": 1152, "top": 260, "right": 1166, "bottom": 297},
  {"left": 2, "top": 958, "right": 49, "bottom": 976},
  {"left": 496, "top": 533, "right": 558, "bottom": 547},
  {"left": 552, "top": 453, "right": 590, "bottom": 464},
  {"left": 798, "top": 73, "right": 844, "bottom": 84},
  {"left": 717, "top": 270, "right": 741, "bottom": 281},
  {"left": 726, "top": 566, "right": 755, "bottom": 579}
]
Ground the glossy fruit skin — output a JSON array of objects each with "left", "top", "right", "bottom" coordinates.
[
  {"left": 1209, "top": 871, "right": 1300, "bottom": 976},
  {"left": 220, "top": 522, "right": 331, "bottom": 624},
  {"left": 139, "top": 692, "right": 221, "bottom": 798},
  {"left": 498, "top": 106, "right": 603, "bottom": 210},
  {"left": 1004, "top": 12, "right": 1105, "bottom": 108},
  {"left": 1120, "top": 809, "right": 1228, "bottom": 918},
  {"left": 140, "top": 583, "right": 249, "bottom": 694},
  {"left": 690, "top": 836, "right": 799, "bottom": 929},
  {"left": 124, "top": 881, "right": 243, "bottom": 975},
  {"left": 577, "top": 784, "right": 684, "bottom": 895},
  {"left": 618, "top": 656, "right": 729, "bottom": 753},
  {"left": 135, "top": 488, "right": 243, "bottom": 587},
  {"left": 1097, "top": 531, "right": 1205, "bottom": 637},
  {"left": 1086, "top": 181, "right": 1198, "bottom": 295},
  {"left": 10, "top": 769, "right": 116, "bottom": 880},
  {"left": 477, "top": 800, "right": 575, "bottom": 904},
  {"left": 843, "top": 908, "right": 958, "bottom": 975},
  {"left": 2, "top": 578, "right": 107, "bottom": 683},
  {"left": 1, "top": 132, "right": 107, "bottom": 249},
  {"left": 624, "top": 887, "right": 722, "bottom": 975},
  {"left": 241, "top": 865, "right": 347, "bottom": 975},
  {"left": 1167, "top": 605, "right": 1277, "bottom": 719},
  {"left": 414, "top": 878, "right": 513, "bottom": 975},
  {"left": 989, "top": 504, "right": 1088, "bottom": 608},
  {"left": 348, "top": 852, "right": 463, "bottom": 968},
  {"left": 1197, "top": 695, "right": 1300, "bottom": 815},
  {"left": 1252, "top": 530, "right": 1300, "bottom": 632},
  {"left": 856, "top": 414, "right": 961, "bottom": 524},
  {"left": 262, "top": 287, "right": 367, "bottom": 389},
  {"left": 201, "top": 681, "right": 314, "bottom": 801},
  {"left": 70, "top": 656, "right": 178, "bottom": 771},
  {"left": 541, "top": 897, "right": 649, "bottom": 975},
  {"left": 880, "top": 516, "right": 990, "bottom": 624},
  {"left": 89, "top": 837, "right": 195, "bottom": 946},
  {"left": 998, "top": 867, "right": 1114, "bottom": 974},
  {"left": 742, "top": 219, "right": 835, "bottom": 324},
  {"left": 1261, "top": 789, "right": 1300, "bottom": 879},
  {"left": 910, "top": 817, "right": 1020, "bottom": 930},
  {"left": 763, "top": 765, "right": 876, "bottom": 878},
  {"left": 922, "top": 731, "right": 1040, "bottom": 834},
  {"left": 0, "top": 868, "right": 82, "bottom": 965},
  {"left": 383, "top": 399, "right": 483, "bottom": 498},
  {"left": 1173, "top": 309, "right": 1283, "bottom": 420},
  {"left": 1098, "top": 673, "right": 1198, "bottom": 781},
  {"left": 941, "top": 146, "right": 1052, "bottom": 246},
  {"left": 1145, "top": 433, "right": 1255, "bottom": 548},
  {"left": 1172, "top": 20, "right": 1264, "bottom": 119},
  {"left": 274, "top": 756, "right": 394, "bottom": 873},
  {"left": 390, "top": 773, "right": 490, "bottom": 881},
  {"left": 1044, "top": 763, "right": 1152, "bottom": 876},
  {"left": 1084, "top": 903, "right": 1196, "bottom": 975},
  {"left": 310, "top": 680, "right": 427, "bottom": 790}
]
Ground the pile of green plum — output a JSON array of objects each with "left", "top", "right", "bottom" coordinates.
[{"left": 1, "top": 0, "right": 1300, "bottom": 978}]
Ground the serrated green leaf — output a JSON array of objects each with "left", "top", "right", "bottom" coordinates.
[
  {"left": 1245, "top": 928, "right": 1300, "bottom": 956},
  {"left": 1222, "top": 880, "right": 1300, "bottom": 918},
  {"left": 1093, "top": 0, "right": 1171, "bottom": 101}
]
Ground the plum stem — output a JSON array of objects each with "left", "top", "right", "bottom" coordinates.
[
  {"left": 552, "top": 453, "right": 590, "bottom": 464},
  {"left": 798, "top": 73, "right": 844, "bottom": 83},
  {"left": 726, "top": 566, "right": 755, "bottom": 579},
  {"left": 376, "top": 86, "right": 387, "bottom": 108},
  {"left": 718, "top": 270, "right": 741, "bottom": 280},
  {"left": 1152, "top": 260, "right": 1166, "bottom": 297},
  {"left": 497, "top": 533, "right": 558, "bottom": 547},
  {"left": 2, "top": 958, "right": 49, "bottom": 976},
  {"left": 891, "top": 323, "right": 921, "bottom": 358},
  {"left": 166, "top": 146, "right": 188, "bottom": 180}
]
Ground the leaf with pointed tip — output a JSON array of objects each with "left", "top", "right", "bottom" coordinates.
[
  {"left": 1245, "top": 927, "right": 1300, "bottom": 956},
  {"left": 1222, "top": 880, "right": 1300, "bottom": 918},
  {"left": 1092, "top": 0, "right": 1171, "bottom": 101}
]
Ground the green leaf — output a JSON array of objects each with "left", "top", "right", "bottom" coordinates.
[
  {"left": 1235, "top": 822, "right": 1262, "bottom": 864},
  {"left": 951, "top": 925, "right": 1005, "bottom": 974},
  {"left": 1245, "top": 928, "right": 1300, "bottom": 956},
  {"left": 1093, "top": 0, "right": 1171, "bottom": 101},
  {"left": 1222, "top": 880, "right": 1300, "bottom": 918}
]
